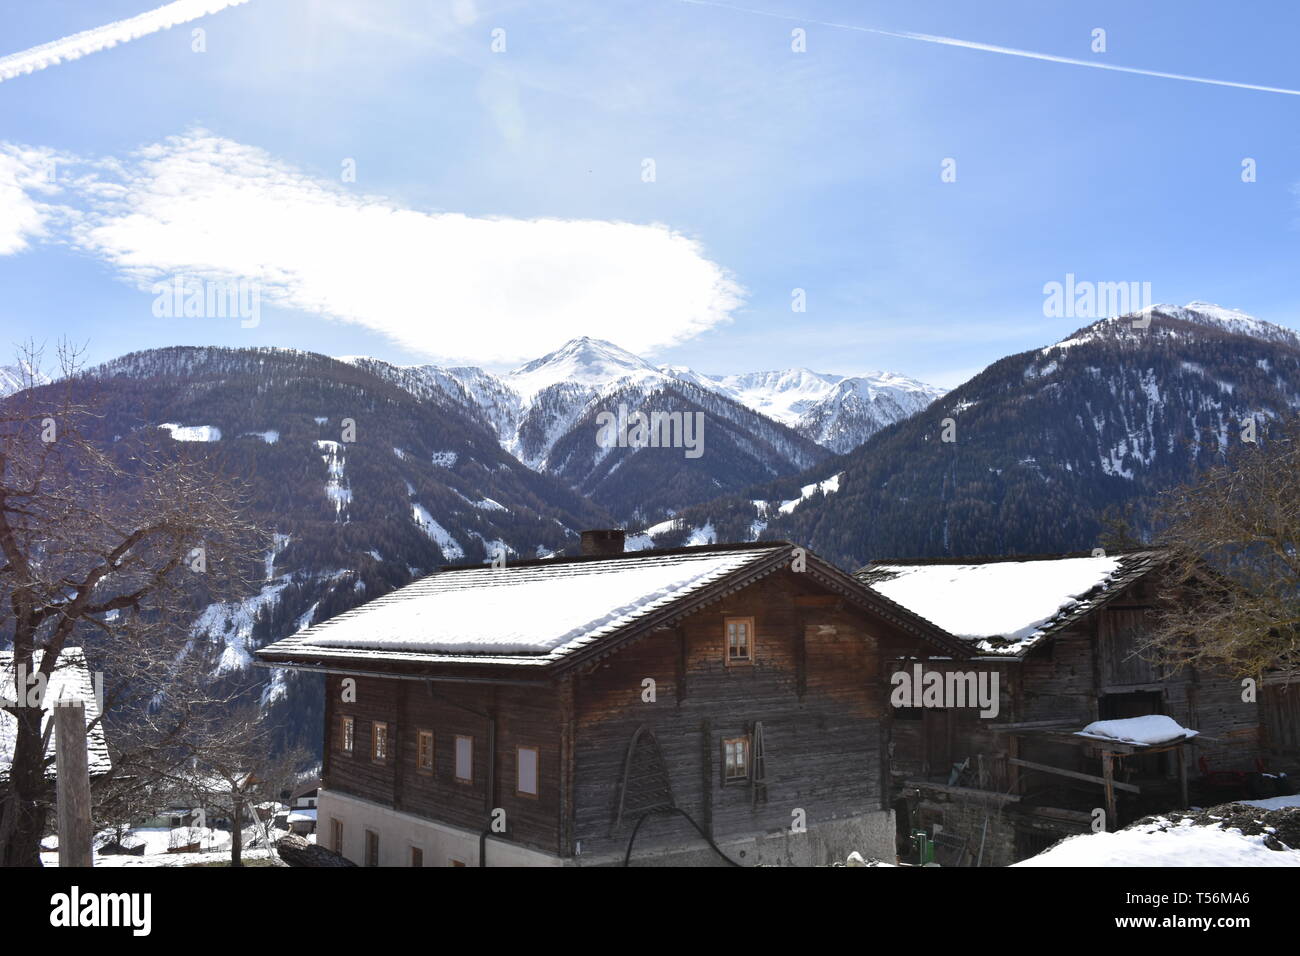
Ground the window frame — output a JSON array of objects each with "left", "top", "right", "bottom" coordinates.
[
  {"left": 516, "top": 745, "right": 540, "bottom": 798},
  {"left": 365, "top": 829, "right": 379, "bottom": 867},
  {"left": 416, "top": 729, "right": 435, "bottom": 775},
  {"left": 410, "top": 846, "right": 424, "bottom": 867},
  {"left": 722, "top": 735, "right": 751, "bottom": 785},
  {"left": 331, "top": 818, "right": 343, "bottom": 854},
  {"left": 724, "top": 616, "right": 755, "bottom": 666},
  {"left": 371, "top": 721, "right": 389, "bottom": 763},
  {"left": 454, "top": 734, "right": 474, "bottom": 784}
]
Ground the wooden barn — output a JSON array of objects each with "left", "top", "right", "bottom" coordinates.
[
  {"left": 255, "top": 532, "right": 968, "bottom": 866},
  {"left": 858, "top": 549, "right": 1300, "bottom": 866}
]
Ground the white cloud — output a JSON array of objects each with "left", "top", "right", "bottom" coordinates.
[
  {"left": 0, "top": 0, "right": 252, "bottom": 84},
  {"left": 0, "top": 145, "right": 61, "bottom": 254},
  {"left": 38, "top": 130, "right": 742, "bottom": 362}
]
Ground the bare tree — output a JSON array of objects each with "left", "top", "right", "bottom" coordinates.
[
  {"left": 0, "top": 342, "right": 269, "bottom": 866},
  {"left": 1145, "top": 418, "right": 1300, "bottom": 680}
]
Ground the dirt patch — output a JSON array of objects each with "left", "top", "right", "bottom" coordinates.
[{"left": 1130, "top": 802, "right": 1300, "bottom": 851}]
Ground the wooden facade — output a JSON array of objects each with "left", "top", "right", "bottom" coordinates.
[
  {"left": 259, "top": 542, "right": 968, "bottom": 866},
  {"left": 882, "top": 567, "right": 1300, "bottom": 867}
]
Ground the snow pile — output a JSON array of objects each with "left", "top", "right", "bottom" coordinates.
[
  {"left": 865, "top": 555, "right": 1122, "bottom": 653},
  {"left": 300, "top": 547, "right": 779, "bottom": 658},
  {"left": 1017, "top": 803, "right": 1300, "bottom": 867},
  {"left": 1076, "top": 714, "right": 1197, "bottom": 746},
  {"left": 159, "top": 423, "right": 221, "bottom": 441}
]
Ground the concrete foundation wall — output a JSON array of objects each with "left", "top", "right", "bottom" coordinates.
[{"left": 319, "top": 788, "right": 895, "bottom": 867}]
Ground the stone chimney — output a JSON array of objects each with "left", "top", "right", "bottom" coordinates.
[{"left": 580, "top": 529, "right": 626, "bottom": 556}]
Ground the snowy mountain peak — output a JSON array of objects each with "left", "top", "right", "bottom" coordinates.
[
  {"left": 1144, "top": 302, "right": 1300, "bottom": 349},
  {"left": 507, "top": 336, "right": 661, "bottom": 401}
]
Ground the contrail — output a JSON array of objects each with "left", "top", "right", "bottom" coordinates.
[
  {"left": 0, "top": 0, "right": 253, "bottom": 84},
  {"left": 677, "top": 0, "right": 1300, "bottom": 97}
]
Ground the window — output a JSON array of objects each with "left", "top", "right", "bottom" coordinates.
[
  {"left": 365, "top": 830, "right": 379, "bottom": 867},
  {"left": 723, "top": 736, "right": 751, "bottom": 783},
  {"left": 410, "top": 846, "right": 424, "bottom": 867},
  {"left": 455, "top": 735, "right": 474, "bottom": 783},
  {"left": 417, "top": 730, "right": 434, "bottom": 773},
  {"left": 341, "top": 715, "right": 354, "bottom": 754},
  {"left": 331, "top": 818, "right": 343, "bottom": 854},
  {"left": 725, "top": 617, "right": 753, "bottom": 665},
  {"left": 516, "top": 746, "right": 539, "bottom": 796},
  {"left": 371, "top": 722, "right": 389, "bottom": 762}
]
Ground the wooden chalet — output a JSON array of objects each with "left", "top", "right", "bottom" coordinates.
[
  {"left": 858, "top": 549, "right": 1300, "bottom": 866},
  {"left": 255, "top": 532, "right": 968, "bottom": 867}
]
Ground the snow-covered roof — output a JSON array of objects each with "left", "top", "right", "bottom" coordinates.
[
  {"left": 0, "top": 647, "right": 111, "bottom": 779},
  {"left": 857, "top": 550, "right": 1165, "bottom": 657},
  {"left": 257, "top": 542, "right": 970, "bottom": 672}
]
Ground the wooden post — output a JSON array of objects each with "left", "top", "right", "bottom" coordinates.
[
  {"left": 1102, "top": 753, "right": 1117, "bottom": 832},
  {"left": 1177, "top": 745, "right": 1189, "bottom": 808},
  {"left": 55, "top": 701, "right": 93, "bottom": 867}
]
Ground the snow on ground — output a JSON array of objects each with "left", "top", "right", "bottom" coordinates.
[
  {"left": 1076, "top": 715, "right": 1198, "bottom": 746},
  {"left": 685, "top": 523, "right": 716, "bottom": 546},
  {"left": 1015, "top": 816, "right": 1300, "bottom": 867},
  {"left": 866, "top": 555, "right": 1121, "bottom": 652},
  {"left": 430, "top": 450, "right": 458, "bottom": 467},
  {"left": 242, "top": 430, "right": 279, "bottom": 443},
  {"left": 315, "top": 439, "right": 352, "bottom": 514},
  {"left": 777, "top": 472, "right": 843, "bottom": 515},
  {"left": 192, "top": 579, "right": 291, "bottom": 675},
  {"left": 411, "top": 502, "right": 465, "bottom": 559},
  {"left": 1241, "top": 794, "right": 1300, "bottom": 810},
  {"left": 40, "top": 824, "right": 283, "bottom": 867},
  {"left": 158, "top": 423, "right": 221, "bottom": 441}
]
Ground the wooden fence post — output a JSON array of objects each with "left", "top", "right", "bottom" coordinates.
[{"left": 55, "top": 701, "right": 93, "bottom": 867}]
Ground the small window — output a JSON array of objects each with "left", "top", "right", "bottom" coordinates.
[
  {"left": 725, "top": 617, "right": 753, "bottom": 665},
  {"left": 516, "top": 746, "right": 539, "bottom": 796},
  {"left": 455, "top": 735, "right": 474, "bottom": 783},
  {"left": 417, "top": 730, "right": 434, "bottom": 773},
  {"left": 723, "top": 736, "right": 750, "bottom": 783},
  {"left": 331, "top": 818, "right": 343, "bottom": 854},
  {"left": 372, "top": 722, "right": 389, "bottom": 762},
  {"left": 365, "top": 829, "right": 379, "bottom": 867},
  {"left": 410, "top": 846, "right": 424, "bottom": 867},
  {"left": 341, "top": 716, "right": 354, "bottom": 754}
]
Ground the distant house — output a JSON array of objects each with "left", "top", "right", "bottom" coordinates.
[
  {"left": 0, "top": 647, "right": 111, "bottom": 782},
  {"left": 287, "top": 776, "right": 320, "bottom": 811},
  {"left": 858, "top": 549, "right": 1300, "bottom": 866},
  {"left": 257, "top": 533, "right": 967, "bottom": 866}
]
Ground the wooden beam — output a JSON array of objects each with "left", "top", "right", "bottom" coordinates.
[
  {"left": 55, "top": 702, "right": 93, "bottom": 868},
  {"left": 1103, "top": 754, "right": 1117, "bottom": 831},
  {"left": 1006, "top": 757, "right": 1141, "bottom": 794}
]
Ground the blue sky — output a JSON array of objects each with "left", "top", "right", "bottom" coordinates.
[{"left": 3, "top": 0, "right": 1300, "bottom": 388}]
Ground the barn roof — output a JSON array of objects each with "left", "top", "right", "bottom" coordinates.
[
  {"left": 256, "top": 541, "right": 969, "bottom": 677},
  {"left": 856, "top": 549, "right": 1167, "bottom": 657},
  {"left": 0, "top": 647, "right": 111, "bottom": 779}
]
